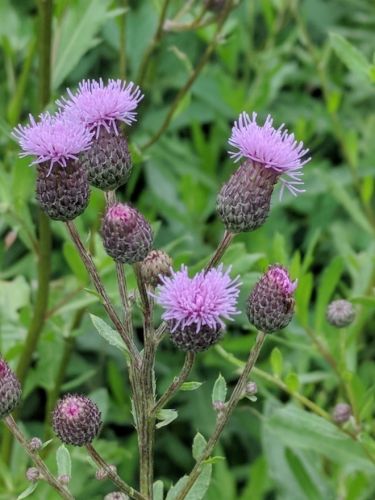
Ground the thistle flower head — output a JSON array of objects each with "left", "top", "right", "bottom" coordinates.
[
  {"left": 229, "top": 112, "right": 311, "bottom": 197},
  {"left": 247, "top": 264, "right": 296, "bottom": 333},
  {"left": 0, "top": 358, "right": 22, "bottom": 418},
  {"left": 155, "top": 265, "right": 241, "bottom": 333},
  {"left": 59, "top": 79, "right": 144, "bottom": 137},
  {"left": 139, "top": 249, "right": 173, "bottom": 288},
  {"left": 52, "top": 394, "right": 101, "bottom": 446},
  {"left": 12, "top": 112, "right": 93, "bottom": 171}
]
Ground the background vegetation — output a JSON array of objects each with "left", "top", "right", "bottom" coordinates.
[{"left": 0, "top": 0, "right": 375, "bottom": 498}]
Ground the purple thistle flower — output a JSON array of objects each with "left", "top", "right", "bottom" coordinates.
[
  {"left": 155, "top": 265, "right": 241, "bottom": 333},
  {"left": 12, "top": 112, "right": 93, "bottom": 171},
  {"left": 229, "top": 112, "right": 311, "bottom": 197},
  {"left": 58, "top": 78, "right": 144, "bottom": 138}
]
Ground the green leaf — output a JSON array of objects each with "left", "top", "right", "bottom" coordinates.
[
  {"left": 295, "top": 273, "right": 313, "bottom": 328},
  {"left": 166, "top": 465, "right": 212, "bottom": 500},
  {"left": 202, "top": 455, "right": 225, "bottom": 464},
  {"left": 153, "top": 480, "right": 164, "bottom": 500},
  {"left": 90, "top": 314, "right": 128, "bottom": 354},
  {"left": 56, "top": 445, "right": 71, "bottom": 477},
  {"left": 212, "top": 374, "right": 227, "bottom": 404},
  {"left": 193, "top": 433, "right": 207, "bottom": 461},
  {"left": 284, "top": 372, "right": 300, "bottom": 393},
  {"left": 180, "top": 381, "right": 203, "bottom": 391},
  {"left": 330, "top": 32, "right": 370, "bottom": 78},
  {"left": 52, "top": 0, "right": 112, "bottom": 88},
  {"left": 265, "top": 405, "right": 375, "bottom": 472},
  {"left": 17, "top": 483, "right": 38, "bottom": 500},
  {"left": 156, "top": 409, "right": 178, "bottom": 429},
  {"left": 270, "top": 348, "right": 283, "bottom": 377}
]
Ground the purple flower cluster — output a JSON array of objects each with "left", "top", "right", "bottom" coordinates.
[
  {"left": 58, "top": 78, "right": 144, "bottom": 138},
  {"left": 12, "top": 112, "right": 93, "bottom": 171},
  {"left": 229, "top": 112, "right": 311, "bottom": 197},
  {"left": 155, "top": 265, "right": 241, "bottom": 333},
  {"left": 13, "top": 78, "right": 143, "bottom": 172}
]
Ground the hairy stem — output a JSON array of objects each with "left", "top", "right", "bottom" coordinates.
[
  {"left": 152, "top": 352, "right": 196, "bottom": 415},
  {"left": 65, "top": 221, "right": 140, "bottom": 364},
  {"left": 205, "top": 230, "right": 234, "bottom": 271},
  {"left": 86, "top": 443, "right": 145, "bottom": 500},
  {"left": 3, "top": 416, "right": 74, "bottom": 500},
  {"left": 177, "top": 331, "right": 267, "bottom": 499},
  {"left": 116, "top": 262, "right": 134, "bottom": 337},
  {"left": 132, "top": 262, "right": 156, "bottom": 497},
  {"left": 141, "top": 0, "right": 235, "bottom": 150}
]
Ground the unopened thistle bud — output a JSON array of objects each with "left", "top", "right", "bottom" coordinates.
[
  {"left": 104, "top": 493, "right": 129, "bottom": 500},
  {"left": 326, "top": 300, "right": 355, "bottom": 328},
  {"left": 28, "top": 437, "right": 43, "bottom": 452},
  {"left": 247, "top": 265, "right": 296, "bottom": 333},
  {"left": 245, "top": 381, "right": 258, "bottom": 396},
  {"left": 52, "top": 394, "right": 102, "bottom": 446},
  {"left": 58, "top": 79, "right": 143, "bottom": 191},
  {"left": 96, "top": 465, "right": 117, "bottom": 481},
  {"left": 139, "top": 250, "right": 173, "bottom": 288},
  {"left": 218, "top": 112, "right": 310, "bottom": 233},
  {"left": 26, "top": 467, "right": 40, "bottom": 483},
  {"left": 13, "top": 113, "right": 92, "bottom": 221},
  {"left": 155, "top": 265, "right": 240, "bottom": 352},
  {"left": 101, "top": 203, "right": 153, "bottom": 264},
  {"left": 58, "top": 474, "right": 71, "bottom": 485},
  {"left": 0, "top": 358, "right": 21, "bottom": 419},
  {"left": 332, "top": 403, "right": 352, "bottom": 424},
  {"left": 212, "top": 400, "right": 226, "bottom": 412}
]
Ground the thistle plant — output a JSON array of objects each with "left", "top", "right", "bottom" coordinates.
[{"left": 3, "top": 71, "right": 315, "bottom": 499}]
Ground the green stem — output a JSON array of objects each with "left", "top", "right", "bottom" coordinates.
[
  {"left": 141, "top": 0, "right": 235, "bottom": 150},
  {"left": 65, "top": 221, "right": 140, "bottom": 363},
  {"left": 205, "top": 231, "right": 234, "bottom": 271},
  {"left": 86, "top": 444, "right": 145, "bottom": 500},
  {"left": 137, "top": 0, "right": 171, "bottom": 86},
  {"left": 152, "top": 352, "right": 195, "bottom": 415},
  {"left": 119, "top": 0, "right": 128, "bottom": 79},
  {"left": 3, "top": 416, "right": 74, "bottom": 500},
  {"left": 176, "top": 331, "right": 267, "bottom": 500}
]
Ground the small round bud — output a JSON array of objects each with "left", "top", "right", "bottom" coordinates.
[
  {"left": 332, "top": 403, "right": 352, "bottom": 424},
  {"left": 245, "top": 381, "right": 258, "bottom": 396},
  {"left": 82, "top": 128, "right": 132, "bottom": 191},
  {"left": 95, "top": 465, "right": 117, "bottom": 481},
  {"left": 58, "top": 474, "right": 71, "bottom": 485},
  {"left": 217, "top": 161, "right": 278, "bottom": 233},
  {"left": 28, "top": 437, "right": 43, "bottom": 452},
  {"left": 26, "top": 467, "right": 40, "bottom": 483},
  {"left": 52, "top": 394, "right": 102, "bottom": 446},
  {"left": 36, "top": 161, "right": 90, "bottom": 221},
  {"left": 326, "top": 300, "right": 355, "bottom": 328},
  {"left": 104, "top": 493, "right": 129, "bottom": 500},
  {"left": 212, "top": 400, "right": 226, "bottom": 412},
  {"left": 204, "top": 0, "right": 226, "bottom": 12},
  {"left": 247, "top": 265, "right": 296, "bottom": 333},
  {"left": 139, "top": 250, "right": 173, "bottom": 288},
  {"left": 0, "top": 358, "right": 22, "bottom": 419},
  {"left": 101, "top": 203, "right": 153, "bottom": 264}
]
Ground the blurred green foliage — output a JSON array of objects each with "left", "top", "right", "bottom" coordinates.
[{"left": 0, "top": 0, "right": 375, "bottom": 498}]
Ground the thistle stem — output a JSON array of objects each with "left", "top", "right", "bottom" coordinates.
[
  {"left": 116, "top": 262, "right": 134, "bottom": 337},
  {"left": 3, "top": 415, "right": 74, "bottom": 500},
  {"left": 176, "top": 331, "right": 267, "bottom": 500},
  {"left": 85, "top": 443, "right": 146, "bottom": 500},
  {"left": 152, "top": 352, "right": 196, "bottom": 415},
  {"left": 65, "top": 221, "right": 140, "bottom": 364},
  {"left": 205, "top": 230, "right": 234, "bottom": 271}
]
